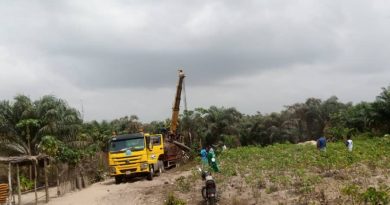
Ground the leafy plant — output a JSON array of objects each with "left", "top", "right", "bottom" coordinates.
[
  {"left": 19, "top": 175, "right": 34, "bottom": 192},
  {"left": 360, "top": 186, "right": 389, "bottom": 205},
  {"left": 38, "top": 135, "right": 60, "bottom": 156},
  {"left": 164, "top": 192, "right": 186, "bottom": 205},
  {"left": 341, "top": 184, "right": 360, "bottom": 204},
  {"left": 175, "top": 176, "right": 191, "bottom": 193}
]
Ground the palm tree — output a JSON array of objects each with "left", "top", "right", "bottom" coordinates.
[
  {"left": 372, "top": 86, "right": 390, "bottom": 132},
  {"left": 37, "top": 96, "right": 81, "bottom": 141},
  {"left": 0, "top": 95, "right": 39, "bottom": 155},
  {"left": 202, "top": 106, "right": 242, "bottom": 145},
  {"left": 110, "top": 115, "right": 142, "bottom": 134},
  {"left": 0, "top": 95, "right": 82, "bottom": 156}
]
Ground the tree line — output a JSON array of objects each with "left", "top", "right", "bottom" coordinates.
[
  {"left": 1, "top": 85, "right": 389, "bottom": 161},
  {"left": 175, "top": 85, "right": 390, "bottom": 148}
]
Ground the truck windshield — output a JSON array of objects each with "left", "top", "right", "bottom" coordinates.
[{"left": 110, "top": 138, "right": 145, "bottom": 152}]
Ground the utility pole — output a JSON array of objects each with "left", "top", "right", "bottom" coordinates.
[{"left": 80, "top": 100, "right": 85, "bottom": 121}]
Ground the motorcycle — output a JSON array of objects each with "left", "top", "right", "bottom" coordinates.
[{"left": 199, "top": 167, "right": 218, "bottom": 205}]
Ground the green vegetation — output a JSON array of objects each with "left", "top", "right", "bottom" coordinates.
[
  {"left": 164, "top": 192, "right": 187, "bottom": 205},
  {"left": 342, "top": 184, "right": 390, "bottom": 205},
  {"left": 212, "top": 136, "right": 390, "bottom": 203},
  {"left": 1, "top": 85, "right": 390, "bottom": 202},
  {"left": 360, "top": 186, "right": 390, "bottom": 205},
  {"left": 174, "top": 170, "right": 199, "bottom": 193},
  {"left": 175, "top": 176, "right": 191, "bottom": 193},
  {"left": 2, "top": 85, "right": 390, "bottom": 160},
  {"left": 219, "top": 136, "right": 390, "bottom": 179},
  {"left": 19, "top": 175, "right": 34, "bottom": 192},
  {"left": 0, "top": 95, "right": 81, "bottom": 157},
  {"left": 177, "top": 85, "right": 390, "bottom": 150}
]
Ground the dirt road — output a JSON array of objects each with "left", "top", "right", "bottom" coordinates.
[{"left": 20, "top": 169, "right": 192, "bottom": 205}]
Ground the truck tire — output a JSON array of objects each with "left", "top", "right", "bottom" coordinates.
[
  {"left": 156, "top": 161, "right": 164, "bottom": 176},
  {"left": 159, "top": 160, "right": 165, "bottom": 172},
  {"left": 115, "top": 176, "right": 122, "bottom": 184},
  {"left": 146, "top": 166, "right": 154, "bottom": 181}
]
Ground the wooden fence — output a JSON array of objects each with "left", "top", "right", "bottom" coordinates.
[{"left": 0, "top": 152, "right": 108, "bottom": 204}]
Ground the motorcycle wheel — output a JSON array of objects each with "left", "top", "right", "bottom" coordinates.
[
  {"left": 208, "top": 197, "right": 216, "bottom": 205},
  {"left": 201, "top": 187, "right": 207, "bottom": 200}
]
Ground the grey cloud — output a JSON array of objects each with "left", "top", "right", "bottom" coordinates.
[
  {"left": 1, "top": 0, "right": 350, "bottom": 89},
  {"left": 1, "top": 0, "right": 390, "bottom": 122}
]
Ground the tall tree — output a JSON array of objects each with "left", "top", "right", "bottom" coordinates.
[
  {"left": 0, "top": 95, "right": 38, "bottom": 155},
  {"left": 372, "top": 86, "right": 390, "bottom": 132},
  {"left": 0, "top": 95, "right": 82, "bottom": 156}
]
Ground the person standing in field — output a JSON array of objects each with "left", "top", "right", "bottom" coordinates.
[
  {"left": 200, "top": 147, "right": 208, "bottom": 167},
  {"left": 207, "top": 146, "right": 220, "bottom": 172},
  {"left": 345, "top": 136, "right": 353, "bottom": 152},
  {"left": 317, "top": 136, "right": 327, "bottom": 151},
  {"left": 222, "top": 144, "right": 227, "bottom": 151},
  {"left": 207, "top": 146, "right": 213, "bottom": 165}
]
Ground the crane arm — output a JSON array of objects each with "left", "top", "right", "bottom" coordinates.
[{"left": 170, "top": 69, "right": 185, "bottom": 134}]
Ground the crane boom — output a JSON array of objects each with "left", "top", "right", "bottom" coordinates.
[{"left": 170, "top": 69, "right": 185, "bottom": 134}]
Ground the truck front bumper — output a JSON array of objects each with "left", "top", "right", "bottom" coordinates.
[{"left": 109, "top": 162, "right": 150, "bottom": 176}]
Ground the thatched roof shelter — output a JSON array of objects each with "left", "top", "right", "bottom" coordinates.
[
  {"left": 0, "top": 155, "right": 50, "bottom": 205},
  {"left": 0, "top": 155, "right": 49, "bottom": 164}
]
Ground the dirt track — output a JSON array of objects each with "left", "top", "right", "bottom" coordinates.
[{"left": 19, "top": 169, "right": 192, "bottom": 205}]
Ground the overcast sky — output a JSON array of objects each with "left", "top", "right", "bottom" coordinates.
[{"left": 0, "top": 0, "right": 389, "bottom": 122}]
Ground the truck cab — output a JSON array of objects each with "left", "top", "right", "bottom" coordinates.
[{"left": 108, "top": 133, "right": 164, "bottom": 184}]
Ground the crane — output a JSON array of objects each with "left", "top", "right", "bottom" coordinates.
[
  {"left": 167, "top": 69, "right": 191, "bottom": 152},
  {"left": 170, "top": 69, "right": 185, "bottom": 135}
]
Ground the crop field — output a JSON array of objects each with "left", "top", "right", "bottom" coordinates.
[
  {"left": 168, "top": 136, "right": 390, "bottom": 205},
  {"left": 212, "top": 136, "right": 390, "bottom": 204}
]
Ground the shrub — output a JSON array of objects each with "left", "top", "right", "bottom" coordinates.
[
  {"left": 19, "top": 175, "right": 34, "bottom": 192},
  {"left": 175, "top": 176, "right": 191, "bottom": 193},
  {"left": 360, "top": 186, "right": 389, "bottom": 205},
  {"left": 341, "top": 184, "right": 360, "bottom": 204},
  {"left": 164, "top": 192, "right": 186, "bottom": 205}
]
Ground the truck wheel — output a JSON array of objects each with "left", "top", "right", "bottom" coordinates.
[
  {"left": 147, "top": 166, "right": 154, "bottom": 181},
  {"left": 156, "top": 161, "right": 164, "bottom": 176},
  {"left": 160, "top": 160, "right": 165, "bottom": 172},
  {"left": 115, "top": 176, "right": 122, "bottom": 184}
]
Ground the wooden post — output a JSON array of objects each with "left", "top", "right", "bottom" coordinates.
[
  {"left": 34, "top": 162, "right": 37, "bottom": 205},
  {"left": 8, "top": 163, "right": 12, "bottom": 205},
  {"left": 16, "top": 164, "right": 21, "bottom": 205},
  {"left": 56, "top": 165, "right": 60, "bottom": 196},
  {"left": 188, "top": 132, "right": 192, "bottom": 147},
  {"left": 44, "top": 159, "right": 49, "bottom": 203}
]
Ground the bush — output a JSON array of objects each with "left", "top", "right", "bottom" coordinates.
[
  {"left": 19, "top": 175, "right": 34, "bottom": 192},
  {"left": 360, "top": 186, "right": 389, "bottom": 205},
  {"left": 341, "top": 184, "right": 360, "bottom": 204},
  {"left": 164, "top": 192, "right": 186, "bottom": 205},
  {"left": 342, "top": 184, "right": 390, "bottom": 205},
  {"left": 175, "top": 176, "right": 191, "bottom": 193}
]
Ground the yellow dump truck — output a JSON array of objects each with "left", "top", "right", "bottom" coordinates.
[
  {"left": 108, "top": 70, "right": 191, "bottom": 184},
  {"left": 108, "top": 133, "right": 165, "bottom": 184}
]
